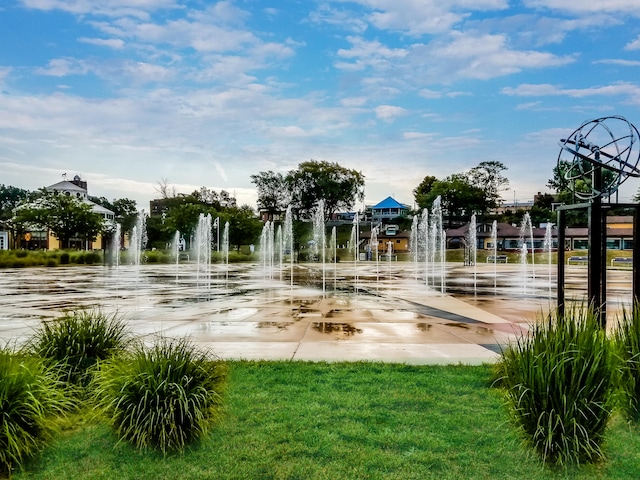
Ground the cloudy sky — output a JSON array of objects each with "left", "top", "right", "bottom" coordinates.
[{"left": 1, "top": 0, "right": 640, "bottom": 212}]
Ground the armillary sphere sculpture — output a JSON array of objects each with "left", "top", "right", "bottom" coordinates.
[
  {"left": 558, "top": 115, "right": 640, "bottom": 200},
  {"left": 556, "top": 115, "right": 640, "bottom": 328}
]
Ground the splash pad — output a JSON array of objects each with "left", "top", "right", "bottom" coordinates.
[{"left": 2, "top": 257, "right": 618, "bottom": 365}]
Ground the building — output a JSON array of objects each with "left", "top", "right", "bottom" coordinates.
[
  {"left": 446, "top": 222, "right": 556, "bottom": 251},
  {"left": 360, "top": 224, "right": 411, "bottom": 254},
  {"left": 370, "top": 196, "right": 410, "bottom": 224},
  {"left": 446, "top": 215, "right": 635, "bottom": 252},
  {"left": 21, "top": 175, "right": 115, "bottom": 250}
]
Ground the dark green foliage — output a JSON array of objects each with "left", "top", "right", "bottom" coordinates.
[
  {"left": 29, "top": 310, "right": 130, "bottom": 388},
  {"left": 92, "top": 337, "right": 227, "bottom": 454},
  {"left": 60, "top": 252, "right": 70, "bottom": 264},
  {"left": 0, "top": 347, "right": 72, "bottom": 475},
  {"left": 498, "top": 307, "right": 615, "bottom": 465},
  {"left": 614, "top": 305, "right": 640, "bottom": 420}
]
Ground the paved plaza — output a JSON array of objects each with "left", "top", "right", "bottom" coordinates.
[{"left": 0, "top": 261, "right": 633, "bottom": 364}]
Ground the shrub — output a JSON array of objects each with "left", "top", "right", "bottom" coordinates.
[
  {"left": 0, "top": 346, "right": 73, "bottom": 476},
  {"left": 498, "top": 307, "right": 614, "bottom": 465},
  {"left": 29, "top": 310, "right": 130, "bottom": 388},
  {"left": 614, "top": 304, "right": 640, "bottom": 420},
  {"left": 92, "top": 337, "right": 227, "bottom": 454},
  {"left": 59, "top": 252, "right": 70, "bottom": 264}
]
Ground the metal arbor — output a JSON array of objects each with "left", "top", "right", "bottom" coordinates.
[{"left": 556, "top": 116, "right": 640, "bottom": 326}]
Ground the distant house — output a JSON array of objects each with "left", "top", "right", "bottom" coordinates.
[
  {"left": 360, "top": 224, "right": 411, "bottom": 254},
  {"left": 446, "top": 222, "right": 554, "bottom": 251},
  {"left": 21, "top": 175, "right": 114, "bottom": 250},
  {"left": 371, "top": 196, "right": 410, "bottom": 224}
]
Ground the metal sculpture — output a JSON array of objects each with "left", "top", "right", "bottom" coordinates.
[
  {"left": 558, "top": 115, "right": 640, "bottom": 200},
  {"left": 556, "top": 116, "right": 640, "bottom": 326}
]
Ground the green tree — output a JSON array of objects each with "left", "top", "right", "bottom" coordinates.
[
  {"left": 224, "top": 205, "right": 262, "bottom": 251},
  {"left": 413, "top": 175, "right": 437, "bottom": 209},
  {"left": 286, "top": 160, "right": 365, "bottom": 221},
  {"left": 14, "top": 190, "right": 104, "bottom": 248},
  {"left": 0, "top": 185, "right": 31, "bottom": 248},
  {"left": 250, "top": 171, "right": 289, "bottom": 220},
  {"left": 467, "top": 161, "right": 509, "bottom": 210}
]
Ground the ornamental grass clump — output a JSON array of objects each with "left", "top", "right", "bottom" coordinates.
[
  {"left": 498, "top": 307, "right": 615, "bottom": 465},
  {"left": 29, "top": 309, "right": 130, "bottom": 388},
  {"left": 614, "top": 304, "right": 640, "bottom": 420},
  {"left": 92, "top": 337, "right": 227, "bottom": 455},
  {"left": 0, "top": 346, "right": 73, "bottom": 476}
]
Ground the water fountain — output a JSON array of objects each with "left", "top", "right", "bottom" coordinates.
[
  {"left": 410, "top": 216, "right": 419, "bottom": 281},
  {"left": 222, "top": 221, "right": 230, "bottom": 281},
  {"left": 430, "top": 197, "right": 445, "bottom": 293},
  {"left": 110, "top": 223, "right": 121, "bottom": 269},
  {"left": 519, "top": 212, "right": 535, "bottom": 283},
  {"left": 260, "top": 221, "right": 274, "bottom": 280},
  {"left": 283, "top": 206, "right": 294, "bottom": 287},
  {"left": 467, "top": 213, "right": 477, "bottom": 294},
  {"left": 543, "top": 223, "right": 553, "bottom": 296},
  {"left": 370, "top": 225, "right": 379, "bottom": 286},
  {"left": 350, "top": 212, "right": 359, "bottom": 292},
  {"left": 331, "top": 225, "right": 337, "bottom": 289},
  {"left": 490, "top": 220, "right": 498, "bottom": 291},
  {"left": 312, "top": 200, "right": 327, "bottom": 294},
  {"left": 129, "top": 211, "right": 147, "bottom": 266},
  {"left": 194, "top": 213, "right": 212, "bottom": 287}
]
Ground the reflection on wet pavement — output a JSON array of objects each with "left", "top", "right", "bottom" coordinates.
[{"left": 0, "top": 262, "right": 632, "bottom": 364}]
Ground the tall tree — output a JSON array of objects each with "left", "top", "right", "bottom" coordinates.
[
  {"left": 467, "top": 161, "right": 509, "bottom": 210},
  {"left": 286, "top": 160, "right": 365, "bottom": 221},
  {"left": 13, "top": 190, "right": 104, "bottom": 248},
  {"left": 413, "top": 175, "right": 438, "bottom": 209},
  {"left": 250, "top": 171, "right": 289, "bottom": 219},
  {"left": 0, "top": 184, "right": 30, "bottom": 221},
  {"left": 0, "top": 185, "right": 31, "bottom": 248}
]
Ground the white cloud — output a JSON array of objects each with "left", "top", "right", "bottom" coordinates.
[
  {"left": 374, "top": 105, "right": 407, "bottom": 122},
  {"left": 20, "top": 0, "right": 178, "bottom": 18},
  {"left": 78, "top": 37, "right": 125, "bottom": 49},
  {"left": 502, "top": 82, "right": 640, "bottom": 99},
  {"left": 593, "top": 59, "right": 640, "bottom": 67},
  {"left": 35, "top": 58, "right": 91, "bottom": 76},
  {"left": 524, "top": 0, "right": 640, "bottom": 15},
  {"left": 625, "top": 36, "right": 640, "bottom": 51},
  {"left": 351, "top": 0, "right": 509, "bottom": 35}
]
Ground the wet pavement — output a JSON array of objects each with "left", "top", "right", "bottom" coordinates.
[{"left": 0, "top": 261, "right": 634, "bottom": 364}]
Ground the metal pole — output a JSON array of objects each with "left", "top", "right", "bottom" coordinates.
[
  {"left": 557, "top": 209, "right": 566, "bottom": 318},
  {"left": 588, "top": 163, "right": 605, "bottom": 327},
  {"left": 634, "top": 205, "right": 640, "bottom": 308}
]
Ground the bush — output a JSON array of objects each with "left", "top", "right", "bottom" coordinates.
[
  {"left": 498, "top": 307, "right": 615, "bottom": 465},
  {"left": 92, "top": 337, "right": 227, "bottom": 454},
  {"left": 29, "top": 310, "right": 130, "bottom": 388},
  {"left": 0, "top": 346, "right": 73, "bottom": 476},
  {"left": 614, "top": 304, "right": 640, "bottom": 420},
  {"left": 60, "top": 252, "right": 70, "bottom": 264}
]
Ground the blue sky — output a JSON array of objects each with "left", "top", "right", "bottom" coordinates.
[{"left": 1, "top": 0, "right": 640, "bottom": 212}]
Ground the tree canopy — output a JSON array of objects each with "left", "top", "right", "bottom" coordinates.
[
  {"left": 413, "top": 161, "right": 508, "bottom": 222},
  {"left": 286, "top": 160, "right": 365, "bottom": 221},
  {"left": 250, "top": 171, "right": 289, "bottom": 219}
]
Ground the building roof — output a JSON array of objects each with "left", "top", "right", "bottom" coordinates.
[
  {"left": 372, "top": 196, "right": 408, "bottom": 210},
  {"left": 46, "top": 180, "right": 86, "bottom": 193}
]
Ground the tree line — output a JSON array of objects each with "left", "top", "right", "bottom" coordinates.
[{"left": 1, "top": 156, "right": 621, "bottom": 251}]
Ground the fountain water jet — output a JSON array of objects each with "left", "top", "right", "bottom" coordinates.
[
  {"left": 467, "top": 213, "right": 477, "bottom": 294},
  {"left": 194, "top": 213, "right": 212, "bottom": 288},
  {"left": 110, "top": 223, "right": 121, "bottom": 269},
  {"left": 312, "top": 200, "right": 326, "bottom": 294},
  {"left": 129, "top": 211, "right": 147, "bottom": 267}
]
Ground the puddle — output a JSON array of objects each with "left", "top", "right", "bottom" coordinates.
[{"left": 312, "top": 322, "right": 363, "bottom": 336}]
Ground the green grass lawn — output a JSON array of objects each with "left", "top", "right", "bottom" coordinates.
[{"left": 12, "top": 362, "right": 640, "bottom": 480}]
